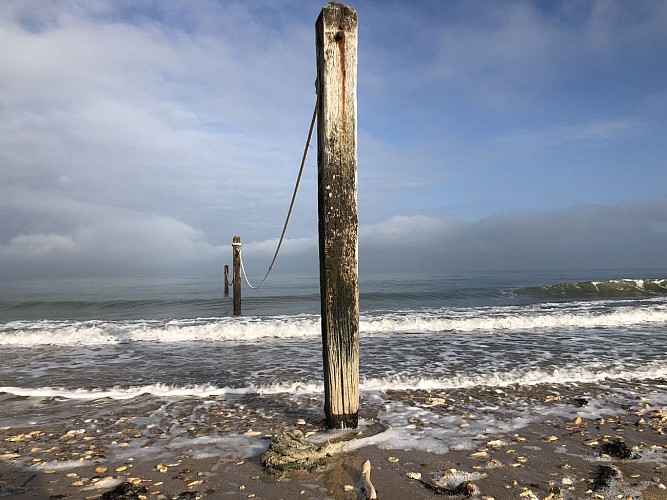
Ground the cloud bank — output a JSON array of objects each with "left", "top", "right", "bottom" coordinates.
[{"left": 2, "top": 200, "right": 665, "bottom": 279}]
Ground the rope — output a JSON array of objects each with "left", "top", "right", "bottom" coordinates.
[
  {"left": 238, "top": 100, "right": 317, "bottom": 289},
  {"left": 261, "top": 423, "right": 392, "bottom": 473}
]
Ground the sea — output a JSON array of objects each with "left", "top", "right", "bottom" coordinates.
[{"left": 1, "top": 269, "right": 666, "bottom": 458}]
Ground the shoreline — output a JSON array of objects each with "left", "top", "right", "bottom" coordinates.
[{"left": 1, "top": 379, "right": 666, "bottom": 499}]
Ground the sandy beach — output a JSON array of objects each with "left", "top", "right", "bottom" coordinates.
[{"left": 1, "top": 379, "right": 666, "bottom": 499}]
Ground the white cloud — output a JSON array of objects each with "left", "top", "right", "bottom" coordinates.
[
  {"left": 1, "top": 200, "right": 665, "bottom": 278},
  {"left": 74, "top": 215, "right": 217, "bottom": 263},
  {"left": 361, "top": 215, "right": 456, "bottom": 248},
  {"left": 588, "top": 0, "right": 667, "bottom": 52},
  {"left": 356, "top": 202, "right": 667, "bottom": 273},
  {"left": 0, "top": 192, "right": 225, "bottom": 277},
  {"left": 0, "top": 233, "right": 75, "bottom": 258},
  {"left": 0, "top": 0, "right": 318, "bottom": 244},
  {"left": 242, "top": 237, "right": 317, "bottom": 257}
]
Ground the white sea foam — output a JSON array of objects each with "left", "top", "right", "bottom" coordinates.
[
  {"left": 0, "top": 384, "right": 253, "bottom": 400},
  {"left": 362, "top": 303, "right": 667, "bottom": 334},
  {"left": 1, "top": 301, "right": 666, "bottom": 346},
  {"left": 2, "top": 360, "right": 666, "bottom": 401},
  {"left": 360, "top": 361, "right": 667, "bottom": 390},
  {"left": 374, "top": 399, "right": 530, "bottom": 452},
  {"left": 0, "top": 316, "right": 321, "bottom": 346},
  {"left": 591, "top": 278, "right": 667, "bottom": 293},
  {"left": 254, "top": 381, "right": 325, "bottom": 395}
]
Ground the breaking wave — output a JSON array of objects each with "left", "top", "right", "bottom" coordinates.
[
  {"left": 2, "top": 360, "right": 667, "bottom": 400},
  {"left": 1, "top": 299, "right": 666, "bottom": 346},
  {"left": 522, "top": 278, "right": 667, "bottom": 298}
]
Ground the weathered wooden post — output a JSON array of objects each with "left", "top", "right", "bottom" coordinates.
[
  {"left": 232, "top": 236, "right": 242, "bottom": 316},
  {"left": 224, "top": 265, "right": 230, "bottom": 296},
  {"left": 316, "top": 2, "right": 359, "bottom": 429}
]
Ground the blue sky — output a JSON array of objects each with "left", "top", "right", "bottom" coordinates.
[{"left": 0, "top": 0, "right": 665, "bottom": 278}]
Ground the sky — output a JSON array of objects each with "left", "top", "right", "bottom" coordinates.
[{"left": 1, "top": 0, "right": 666, "bottom": 279}]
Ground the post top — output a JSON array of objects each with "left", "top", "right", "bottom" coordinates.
[
  {"left": 325, "top": 1, "right": 354, "bottom": 9},
  {"left": 318, "top": 2, "right": 357, "bottom": 26}
]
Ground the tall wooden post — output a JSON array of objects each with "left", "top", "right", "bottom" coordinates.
[
  {"left": 316, "top": 2, "right": 359, "bottom": 429},
  {"left": 224, "top": 265, "right": 230, "bottom": 296},
  {"left": 232, "top": 236, "right": 242, "bottom": 316}
]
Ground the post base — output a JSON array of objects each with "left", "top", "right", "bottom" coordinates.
[{"left": 326, "top": 411, "right": 359, "bottom": 429}]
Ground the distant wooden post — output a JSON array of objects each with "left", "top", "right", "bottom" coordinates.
[
  {"left": 232, "top": 236, "right": 242, "bottom": 316},
  {"left": 224, "top": 265, "right": 230, "bottom": 296},
  {"left": 316, "top": 2, "right": 359, "bottom": 429}
]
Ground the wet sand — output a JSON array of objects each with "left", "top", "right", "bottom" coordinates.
[{"left": 1, "top": 380, "right": 666, "bottom": 499}]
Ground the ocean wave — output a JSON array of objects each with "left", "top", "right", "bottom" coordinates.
[
  {"left": 2, "top": 361, "right": 666, "bottom": 399},
  {"left": 362, "top": 302, "right": 667, "bottom": 334},
  {"left": 0, "top": 315, "right": 321, "bottom": 346},
  {"left": 359, "top": 360, "right": 667, "bottom": 390},
  {"left": 1, "top": 301, "right": 666, "bottom": 345},
  {"left": 0, "top": 383, "right": 254, "bottom": 400},
  {"left": 522, "top": 278, "right": 667, "bottom": 298}
]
